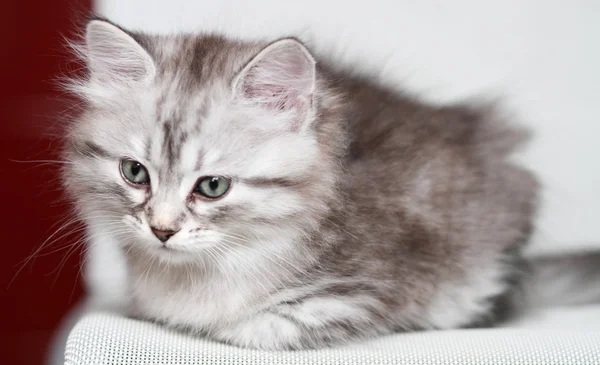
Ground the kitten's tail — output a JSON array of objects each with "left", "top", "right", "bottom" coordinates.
[{"left": 520, "top": 250, "right": 600, "bottom": 310}]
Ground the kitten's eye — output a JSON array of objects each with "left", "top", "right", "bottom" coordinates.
[
  {"left": 194, "top": 176, "right": 231, "bottom": 199},
  {"left": 120, "top": 159, "right": 150, "bottom": 185}
]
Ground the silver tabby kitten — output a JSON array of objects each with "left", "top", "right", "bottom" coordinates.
[{"left": 63, "top": 18, "right": 543, "bottom": 350}]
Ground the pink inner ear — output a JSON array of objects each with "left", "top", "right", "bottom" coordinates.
[
  {"left": 244, "top": 82, "right": 304, "bottom": 110},
  {"left": 240, "top": 42, "right": 314, "bottom": 111}
]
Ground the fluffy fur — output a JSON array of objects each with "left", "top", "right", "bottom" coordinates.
[{"left": 63, "top": 18, "right": 542, "bottom": 350}]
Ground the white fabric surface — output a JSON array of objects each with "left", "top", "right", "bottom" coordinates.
[{"left": 65, "top": 312, "right": 600, "bottom": 365}]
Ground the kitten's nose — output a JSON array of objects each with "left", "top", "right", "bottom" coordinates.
[{"left": 150, "top": 227, "right": 179, "bottom": 243}]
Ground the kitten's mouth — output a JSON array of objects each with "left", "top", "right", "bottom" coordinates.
[
  {"left": 157, "top": 244, "right": 182, "bottom": 253},
  {"left": 147, "top": 243, "right": 192, "bottom": 264},
  {"left": 142, "top": 240, "right": 177, "bottom": 253}
]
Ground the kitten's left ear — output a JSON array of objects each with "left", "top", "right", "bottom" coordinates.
[
  {"left": 233, "top": 39, "right": 316, "bottom": 113},
  {"left": 85, "top": 19, "right": 155, "bottom": 84}
]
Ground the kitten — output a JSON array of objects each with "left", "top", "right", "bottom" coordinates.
[{"left": 62, "top": 18, "right": 574, "bottom": 350}]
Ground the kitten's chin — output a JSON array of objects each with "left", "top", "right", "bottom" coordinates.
[
  {"left": 134, "top": 243, "right": 197, "bottom": 265},
  {"left": 126, "top": 236, "right": 223, "bottom": 266}
]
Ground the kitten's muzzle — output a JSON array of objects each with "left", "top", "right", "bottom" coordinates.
[{"left": 150, "top": 227, "right": 179, "bottom": 243}]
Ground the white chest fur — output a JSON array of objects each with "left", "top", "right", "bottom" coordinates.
[{"left": 129, "top": 266, "right": 258, "bottom": 330}]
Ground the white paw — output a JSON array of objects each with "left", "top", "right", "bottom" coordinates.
[{"left": 214, "top": 311, "right": 302, "bottom": 350}]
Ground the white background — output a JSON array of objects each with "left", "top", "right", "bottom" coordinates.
[{"left": 97, "top": 0, "right": 600, "bottom": 256}]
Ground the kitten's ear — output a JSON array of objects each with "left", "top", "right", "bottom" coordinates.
[
  {"left": 85, "top": 20, "right": 155, "bottom": 83},
  {"left": 233, "top": 39, "right": 316, "bottom": 112}
]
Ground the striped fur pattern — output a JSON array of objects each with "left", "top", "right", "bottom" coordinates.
[{"left": 62, "top": 19, "right": 539, "bottom": 349}]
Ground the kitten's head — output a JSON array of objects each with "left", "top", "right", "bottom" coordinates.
[{"left": 63, "top": 19, "right": 346, "bottom": 264}]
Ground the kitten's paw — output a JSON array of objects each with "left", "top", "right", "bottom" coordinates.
[
  {"left": 214, "top": 311, "right": 303, "bottom": 350},
  {"left": 212, "top": 295, "right": 385, "bottom": 350}
]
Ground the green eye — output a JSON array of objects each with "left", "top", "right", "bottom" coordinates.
[
  {"left": 194, "top": 176, "right": 231, "bottom": 199},
  {"left": 120, "top": 159, "right": 150, "bottom": 185}
]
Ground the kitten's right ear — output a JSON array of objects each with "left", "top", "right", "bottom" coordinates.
[
  {"left": 232, "top": 39, "right": 316, "bottom": 113},
  {"left": 85, "top": 20, "right": 155, "bottom": 83}
]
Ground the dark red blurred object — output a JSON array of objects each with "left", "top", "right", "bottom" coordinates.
[{"left": 1, "top": 1, "right": 92, "bottom": 364}]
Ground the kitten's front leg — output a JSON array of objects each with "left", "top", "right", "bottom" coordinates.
[{"left": 213, "top": 295, "right": 389, "bottom": 350}]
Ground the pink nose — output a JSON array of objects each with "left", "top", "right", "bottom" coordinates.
[{"left": 150, "top": 227, "right": 179, "bottom": 243}]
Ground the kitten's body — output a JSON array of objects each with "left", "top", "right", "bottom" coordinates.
[{"left": 64, "top": 20, "right": 540, "bottom": 350}]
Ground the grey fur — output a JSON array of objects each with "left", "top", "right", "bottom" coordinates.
[{"left": 62, "top": 19, "right": 554, "bottom": 350}]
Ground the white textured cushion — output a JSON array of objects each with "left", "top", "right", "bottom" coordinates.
[{"left": 64, "top": 312, "right": 600, "bottom": 365}]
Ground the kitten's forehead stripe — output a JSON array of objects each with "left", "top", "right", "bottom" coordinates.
[
  {"left": 162, "top": 122, "right": 176, "bottom": 167},
  {"left": 191, "top": 99, "right": 208, "bottom": 134}
]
